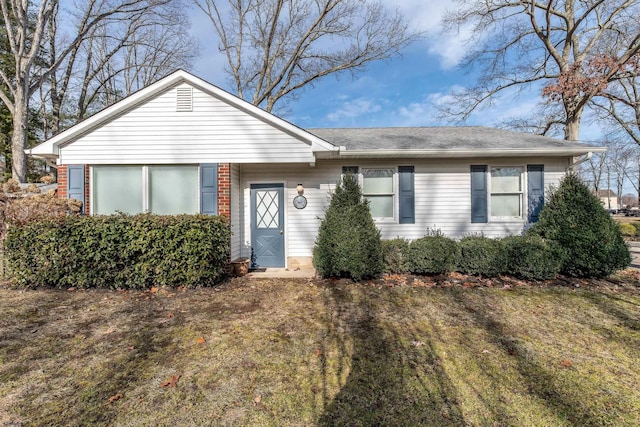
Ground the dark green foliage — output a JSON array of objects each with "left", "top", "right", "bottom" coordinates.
[
  {"left": 407, "top": 235, "right": 460, "bottom": 275},
  {"left": 502, "top": 235, "right": 563, "bottom": 280},
  {"left": 313, "top": 174, "right": 384, "bottom": 280},
  {"left": 4, "top": 214, "right": 230, "bottom": 288},
  {"left": 457, "top": 235, "right": 508, "bottom": 277},
  {"left": 382, "top": 238, "right": 410, "bottom": 274},
  {"left": 529, "top": 173, "right": 630, "bottom": 277}
]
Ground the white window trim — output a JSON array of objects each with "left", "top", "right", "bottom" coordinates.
[
  {"left": 360, "top": 167, "right": 397, "bottom": 223},
  {"left": 91, "top": 165, "right": 200, "bottom": 215},
  {"left": 488, "top": 165, "right": 526, "bottom": 221}
]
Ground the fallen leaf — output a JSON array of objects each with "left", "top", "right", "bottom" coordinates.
[
  {"left": 150, "top": 286, "right": 159, "bottom": 294},
  {"left": 106, "top": 393, "right": 123, "bottom": 405},
  {"left": 560, "top": 360, "right": 572, "bottom": 368},
  {"left": 196, "top": 336, "right": 206, "bottom": 344},
  {"left": 160, "top": 374, "right": 181, "bottom": 388},
  {"left": 314, "top": 349, "right": 322, "bottom": 357},
  {"left": 166, "top": 313, "right": 174, "bottom": 318},
  {"left": 254, "top": 395, "right": 262, "bottom": 405}
]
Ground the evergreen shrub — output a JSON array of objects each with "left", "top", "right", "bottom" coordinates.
[
  {"left": 502, "top": 235, "right": 563, "bottom": 280},
  {"left": 313, "top": 174, "right": 384, "bottom": 280},
  {"left": 408, "top": 234, "right": 459, "bottom": 275},
  {"left": 4, "top": 214, "right": 230, "bottom": 288},
  {"left": 528, "top": 173, "right": 630, "bottom": 277},
  {"left": 382, "top": 238, "right": 410, "bottom": 274},
  {"left": 619, "top": 223, "right": 636, "bottom": 237},
  {"left": 457, "top": 235, "right": 507, "bottom": 277}
]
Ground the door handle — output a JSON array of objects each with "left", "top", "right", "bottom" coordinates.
[{"left": 280, "top": 230, "right": 283, "bottom": 235}]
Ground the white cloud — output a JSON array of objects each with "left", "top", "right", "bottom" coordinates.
[{"left": 326, "top": 98, "right": 382, "bottom": 122}]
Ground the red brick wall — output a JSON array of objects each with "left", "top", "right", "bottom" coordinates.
[
  {"left": 218, "top": 163, "right": 230, "bottom": 218},
  {"left": 57, "top": 165, "right": 67, "bottom": 198},
  {"left": 57, "top": 165, "right": 90, "bottom": 214}
]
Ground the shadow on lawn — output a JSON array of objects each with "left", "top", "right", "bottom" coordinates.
[
  {"left": 450, "top": 289, "right": 609, "bottom": 427},
  {"left": 317, "top": 284, "right": 465, "bottom": 426}
]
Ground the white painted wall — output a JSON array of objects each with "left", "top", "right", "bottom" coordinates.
[
  {"left": 230, "top": 163, "right": 242, "bottom": 260},
  {"left": 58, "top": 83, "right": 316, "bottom": 165},
  {"left": 239, "top": 157, "right": 569, "bottom": 264}
]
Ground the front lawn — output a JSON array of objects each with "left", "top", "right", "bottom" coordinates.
[{"left": 1, "top": 276, "right": 639, "bottom": 426}]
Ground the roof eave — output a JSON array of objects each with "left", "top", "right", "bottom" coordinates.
[{"left": 316, "top": 147, "right": 607, "bottom": 159}]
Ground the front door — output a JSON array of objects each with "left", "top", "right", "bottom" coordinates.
[{"left": 251, "top": 183, "right": 285, "bottom": 268}]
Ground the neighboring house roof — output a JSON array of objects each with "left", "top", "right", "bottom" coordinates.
[{"left": 307, "top": 127, "right": 606, "bottom": 158}]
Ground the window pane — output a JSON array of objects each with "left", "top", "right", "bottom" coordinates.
[
  {"left": 149, "top": 166, "right": 198, "bottom": 215},
  {"left": 491, "top": 167, "right": 522, "bottom": 193},
  {"left": 366, "top": 195, "right": 393, "bottom": 218},
  {"left": 491, "top": 194, "right": 521, "bottom": 217},
  {"left": 363, "top": 169, "right": 393, "bottom": 194},
  {"left": 93, "top": 166, "right": 143, "bottom": 215}
]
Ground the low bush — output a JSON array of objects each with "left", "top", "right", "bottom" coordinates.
[
  {"left": 4, "top": 214, "right": 230, "bottom": 288},
  {"left": 382, "top": 238, "right": 410, "bottom": 274},
  {"left": 631, "top": 222, "right": 640, "bottom": 236},
  {"left": 502, "top": 235, "right": 563, "bottom": 280},
  {"left": 408, "top": 235, "right": 459, "bottom": 275},
  {"left": 619, "top": 223, "right": 637, "bottom": 237},
  {"left": 313, "top": 174, "right": 384, "bottom": 280},
  {"left": 529, "top": 173, "right": 630, "bottom": 277},
  {"left": 457, "top": 235, "right": 508, "bottom": 277}
]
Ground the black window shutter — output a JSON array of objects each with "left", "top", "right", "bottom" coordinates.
[
  {"left": 398, "top": 166, "right": 415, "bottom": 224},
  {"left": 67, "top": 165, "right": 85, "bottom": 214},
  {"left": 200, "top": 163, "right": 218, "bottom": 215},
  {"left": 470, "top": 165, "right": 488, "bottom": 223},
  {"left": 527, "top": 164, "right": 544, "bottom": 223}
]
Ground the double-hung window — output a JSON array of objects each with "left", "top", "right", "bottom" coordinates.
[
  {"left": 362, "top": 168, "right": 395, "bottom": 219},
  {"left": 490, "top": 166, "right": 524, "bottom": 218}
]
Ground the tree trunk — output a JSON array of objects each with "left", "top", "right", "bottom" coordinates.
[
  {"left": 564, "top": 108, "right": 582, "bottom": 141},
  {"left": 11, "top": 88, "right": 28, "bottom": 183}
]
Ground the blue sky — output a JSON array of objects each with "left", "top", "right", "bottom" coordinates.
[
  {"left": 188, "top": 2, "right": 509, "bottom": 129},
  {"left": 187, "top": 1, "right": 603, "bottom": 141}
]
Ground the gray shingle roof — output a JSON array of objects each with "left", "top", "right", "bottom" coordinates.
[{"left": 306, "top": 126, "right": 602, "bottom": 153}]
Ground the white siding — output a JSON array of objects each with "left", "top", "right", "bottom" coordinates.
[
  {"left": 230, "top": 164, "right": 242, "bottom": 260},
  {"left": 59, "top": 83, "right": 315, "bottom": 165},
  {"left": 239, "top": 157, "right": 570, "bottom": 264}
]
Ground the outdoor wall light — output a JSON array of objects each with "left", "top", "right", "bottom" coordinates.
[{"left": 296, "top": 184, "right": 304, "bottom": 195}]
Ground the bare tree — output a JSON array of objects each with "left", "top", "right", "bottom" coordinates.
[
  {"left": 195, "top": 0, "right": 420, "bottom": 112},
  {"left": 442, "top": 0, "right": 640, "bottom": 141},
  {"left": 0, "top": 0, "right": 178, "bottom": 182},
  {"left": 45, "top": 0, "right": 197, "bottom": 134}
]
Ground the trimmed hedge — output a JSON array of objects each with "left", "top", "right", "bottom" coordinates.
[
  {"left": 408, "top": 235, "right": 460, "bottom": 275},
  {"left": 502, "top": 235, "right": 563, "bottom": 280},
  {"left": 4, "top": 214, "right": 230, "bottom": 288},
  {"left": 457, "top": 236, "right": 507, "bottom": 277},
  {"left": 382, "top": 238, "right": 411, "bottom": 274}
]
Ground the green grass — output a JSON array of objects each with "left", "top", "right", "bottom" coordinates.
[{"left": 0, "top": 277, "right": 639, "bottom": 426}]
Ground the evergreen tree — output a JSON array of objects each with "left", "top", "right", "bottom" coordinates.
[
  {"left": 313, "top": 173, "right": 384, "bottom": 280},
  {"left": 529, "top": 173, "right": 630, "bottom": 277}
]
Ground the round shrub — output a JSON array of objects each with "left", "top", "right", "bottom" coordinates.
[
  {"left": 631, "top": 222, "right": 640, "bottom": 236},
  {"left": 528, "top": 173, "right": 630, "bottom": 277},
  {"left": 382, "top": 238, "right": 410, "bottom": 274},
  {"left": 457, "top": 235, "right": 508, "bottom": 277},
  {"left": 502, "top": 235, "right": 563, "bottom": 280},
  {"left": 313, "top": 174, "right": 383, "bottom": 280},
  {"left": 408, "top": 235, "right": 459, "bottom": 275},
  {"left": 619, "top": 223, "right": 636, "bottom": 237}
]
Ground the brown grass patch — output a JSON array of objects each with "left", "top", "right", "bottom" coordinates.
[{"left": 0, "top": 276, "right": 639, "bottom": 426}]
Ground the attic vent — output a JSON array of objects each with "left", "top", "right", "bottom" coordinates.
[{"left": 176, "top": 87, "right": 193, "bottom": 112}]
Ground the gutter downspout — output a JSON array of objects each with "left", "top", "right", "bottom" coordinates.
[{"left": 568, "top": 152, "right": 593, "bottom": 170}]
